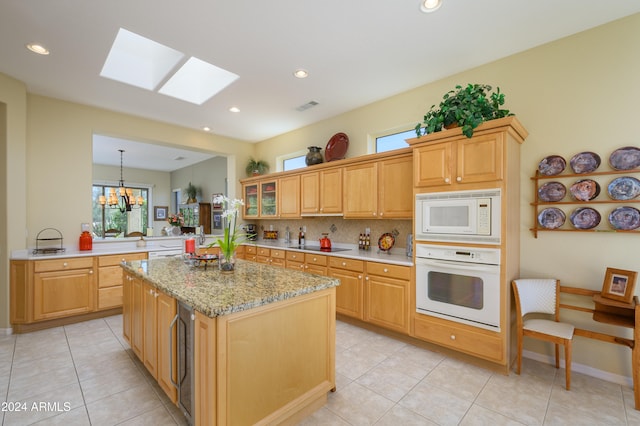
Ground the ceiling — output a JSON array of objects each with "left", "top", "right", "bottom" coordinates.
[{"left": 2, "top": 1, "right": 640, "bottom": 167}]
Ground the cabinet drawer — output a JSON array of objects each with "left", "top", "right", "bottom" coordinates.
[
  {"left": 257, "top": 247, "right": 271, "bottom": 257},
  {"left": 197, "top": 247, "right": 220, "bottom": 256},
  {"left": 99, "top": 265, "right": 124, "bottom": 288},
  {"left": 98, "top": 252, "right": 146, "bottom": 267},
  {"left": 366, "top": 262, "right": 411, "bottom": 280},
  {"left": 270, "top": 249, "right": 286, "bottom": 259},
  {"left": 98, "top": 286, "right": 123, "bottom": 309},
  {"left": 286, "top": 251, "right": 305, "bottom": 262},
  {"left": 414, "top": 314, "right": 503, "bottom": 362},
  {"left": 329, "top": 257, "right": 364, "bottom": 272},
  {"left": 305, "top": 253, "right": 327, "bottom": 266},
  {"left": 34, "top": 257, "right": 94, "bottom": 272},
  {"left": 245, "top": 245, "right": 257, "bottom": 255}
]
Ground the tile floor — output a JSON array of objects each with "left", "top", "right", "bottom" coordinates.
[{"left": 1, "top": 316, "right": 639, "bottom": 425}]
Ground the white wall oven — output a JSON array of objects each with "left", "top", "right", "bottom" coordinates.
[
  {"left": 416, "top": 244, "right": 501, "bottom": 331},
  {"left": 415, "top": 189, "right": 501, "bottom": 244}
]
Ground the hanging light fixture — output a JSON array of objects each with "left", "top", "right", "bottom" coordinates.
[{"left": 97, "top": 149, "right": 143, "bottom": 213}]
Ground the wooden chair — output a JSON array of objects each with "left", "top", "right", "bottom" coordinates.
[
  {"left": 104, "top": 228, "right": 121, "bottom": 237},
  {"left": 125, "top": 231, "right": 144, "bottom": 237},
  {"left": 512, "top": 278, "right": 575, "bottom": 390}
]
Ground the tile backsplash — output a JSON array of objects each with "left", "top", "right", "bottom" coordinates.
[{"left": 249, "top": 218, "right": 412, "bottom": 248}]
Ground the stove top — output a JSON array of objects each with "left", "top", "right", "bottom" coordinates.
[{"left": 287, "top": 244, "right": 352, "bottom": 253}]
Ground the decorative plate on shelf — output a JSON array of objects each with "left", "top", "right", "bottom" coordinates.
[
  {"left": 607, "top": 176, "right": 640, "bottom": 200},
  {"left": 569, "top": 207, "right": 601, "bottom": 229},
  {"left": 538, "top": 155, "right": 566, "bottom": 176},
  {"left": 377, "top": 233, "right": 395, "bottom": 251},
  {"left": 570, "top": 151, "right": 601, "bottom": 174},
  {"left": 609, "top": 206, "right": 640, "bottom": 230},
  {"left": 325, "top": 132, "right": 349, "bottom": 162},
  {"left": 569, "top": 179, "right": 600, "bottom": 201},
  {"left": 609, "top": 146, "right": 640, "bottom": 170},
  {"left": 538, "top": 181, "right": 566, "bottom": 202},
  {"left": 537, "top": 208, "right": 566, "bottom": 229}
]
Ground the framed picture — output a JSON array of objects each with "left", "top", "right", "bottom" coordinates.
[
  {"left": 154, "top": 206, "right": 168, "bottom": 221},
  {"left": 601, "top": 267, "right": 637, "bottom": 304},
  {"left": 212, "top": 193, "right": 223, "bottom": 209}
]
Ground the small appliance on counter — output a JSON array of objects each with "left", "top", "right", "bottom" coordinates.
[
  {"left": 245, "top": 224, "right": 257, "bottom": 241},
  {"left": 319, "top": 233, "right": 332, "bottom": 250}
]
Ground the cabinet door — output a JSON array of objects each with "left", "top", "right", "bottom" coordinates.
[
  {"left": 199, "top": 203, "right": 212, "bottom": 234},
  {"left": 319, "top": 168, "right": 343, "bottom": 214},
  {"left": 378, "top": 155, "right": 413, "bottom": 219},
  {"left": 243, "top": 183, "right": 259, "bottom": 218},
  {"left": 157, "top": 290, "right": 177, "bottom": 403},
  {"left": 300, "top": 172, "right": 320, "bottom": 214},
  {"left": 33, "top": 268, "right": 95, "bottom": 321},
  {"left": 456, "top": 133, "right": 503, "bottom": 184},
  {"left": 343, "top": 162, "right": 378, "bottom": 218},
  {"left": 278, "top": 175, "right": 300, "bottom": 218},
  {"left": 131, "top": 276, "right": 144, "bottom": 360},
  {"left": 365, "top": 274, "right": 409, "bottom": 334},
  {"left": 330, "top": 268, "right": 363, "bottom": 319},
  {"left": 143, "top": 282, "right": 158, "bottom": 378},
  {"left": 122, "top": 273, "right": 132, "bottom": 345},
  {"left": 414, "top": 142, "right": 452, "bottom": 187},
  {"left": 260, "top": 180, "right": 278, "bottom": 217}
]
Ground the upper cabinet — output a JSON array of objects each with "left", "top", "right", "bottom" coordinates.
[
  {"left": 278, "top": 175, "right": 300, "bottom": 218},
  {"left": 243, "top": 176, "right": 300, "bottom": 219},
  {"left": 343, "top": 154, "right": 413, "bottom": 219},
  {"left": 300, "top": 168, "right": 343, "bottom": 216},
  {"left": 243, "top": 182, "right": 259, "bottom": 218},
  {"left": 413, "top": 132, "right": 503, "bottom": 188},
  {"left": 260, "top": 179, "right": 278, "bottom": 218}
]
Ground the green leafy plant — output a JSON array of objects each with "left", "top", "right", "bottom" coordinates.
[
  {"left": 245, "top": 158, "right": 270, "bottom": 177},
  {"left": 415, "top": 84, "right": 512, "bottom": 138},
  {"left": 185, "top": 182, "right": 199, "bottom": 203}
]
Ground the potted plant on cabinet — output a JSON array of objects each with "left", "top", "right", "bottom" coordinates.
[
  {"left": 415, "top": 84, "right": 512, "bottom": 138},
  {"left": 245, "top": 158, "right": 270, "bottom": 177},
  {"left": 185, "top": 182, "right": 199, "bottom": 203}
]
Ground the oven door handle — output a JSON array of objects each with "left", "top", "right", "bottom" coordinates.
[
  {"left": 169, "top": 313, "right": 179, "bottom": 390},
  {"left": 418, "top": 259, "right": 499, "bottom": 272}
]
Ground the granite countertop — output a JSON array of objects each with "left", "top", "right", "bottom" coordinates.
[{"left": 122, "top": 257, "right": 340, "bottom": 318}]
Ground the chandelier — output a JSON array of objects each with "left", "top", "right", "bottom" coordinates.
[{"left": 98, "top": 149, "right": 143, "bottom": 213}]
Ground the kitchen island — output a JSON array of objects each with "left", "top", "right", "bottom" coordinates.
[{"left": 121, "top": 257, "right": 339, "bottom": 426}]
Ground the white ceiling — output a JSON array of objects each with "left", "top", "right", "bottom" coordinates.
[{"left": 2, "top": 1, "right": 640, "bottom": 168}]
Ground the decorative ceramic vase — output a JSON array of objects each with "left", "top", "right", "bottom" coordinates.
[
  {"left": 305, "top": 146, "right": 323, "bottom": 166},
  {"left": 219, "top": 252, "right": 236, "bottom": 273}
]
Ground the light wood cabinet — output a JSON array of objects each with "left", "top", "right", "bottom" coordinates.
[
  {"left": 413, "top": 132, "right": 503, "bottom": 188},
  {"left": 329, "top": 257, "right": 364, "bottom": 319},
  {"left": 244, "top": 245, "right": 258, "bottom": 261},
  {"left": 285, "top": 250, "right": 305, "bottom": 271},
  {"left": 278, "top": 174, "right": 301, "bottom": 218},
  {"left": 364, "top": 262, "right": 411, "bottom": 334},
  {"left": 33, "top": 257, "right": 96, "bottom": 321},
  {"left": 143, "top": 281, "right": 158, "bottom": 378},
  {"left": 343, "top": 155, "right": 413, "bottom": 219},
  {"left": 123, "top": 273, "right": 132, "bottom": 345},
  {"left": 300, "top": 168, "right": 343, "bottom": 215},
  {"left": 156, "top": 289, "right": 177, "bottom": 403},
  {"left": 256, "top": 247, "right": 285, "bottom": 268},
  {"left": 97, "top": 252, "right": 146, "bottom": 310},
  {"left": 131, "top": 274, "right": 144, "bottom": 359},
  {"left": 304, "top": 253, "right": 327, "bottom": 275}
]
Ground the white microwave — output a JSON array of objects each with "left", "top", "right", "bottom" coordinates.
[{"left": 415, "top": 189, "right": 501, "bottom": 244}]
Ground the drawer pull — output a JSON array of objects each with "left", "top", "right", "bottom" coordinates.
[
  {"left": 358, "top": 275, "right": 362, "bottom": 279},
  {"left": 63, "top": 262, "right": 68, "bottom": 267},
  {"left": 312, "top": 257, "right": 317, "bottom": 261},
  {"left": 89, "top": 270, "right": 93, "bottom": 274},
  {"left": 450, "top": 335, "right": 456, "bottom": 340},
  {"left": 342, "top": 262, "right": 346, "bottom": 266},
  {"left": 383, "top": 268, "right": 388, "bottom": 273},
  {"left": 456, "top": 176, "right": 462, "bottom": 182}
]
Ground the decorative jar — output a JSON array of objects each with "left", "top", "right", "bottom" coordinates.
[
  {"left": 305, "top": 146, "right": 323, "bottom": 166},
  {"left": 218, "top": 252, "right": 236, "bottom": 273}
]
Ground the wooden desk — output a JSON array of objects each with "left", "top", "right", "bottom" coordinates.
[{"left": 560, "top": 286, "right": 639, "bottom": 410}]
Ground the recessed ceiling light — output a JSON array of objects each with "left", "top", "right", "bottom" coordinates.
[
  {"left": 26, "top": 43, "right": 49, "bottom": 55},
  {"left": 293, "top": 69, "right": 309, "bottom": 79},
  {"left": 420, "top": 0, "right": 442, "bottom": 13},
  {"left": 202, "top": 126, "right": 211, "bottom": 132},
  {"left": 229, "top": 106, "right": 240, "bottom": 113}
]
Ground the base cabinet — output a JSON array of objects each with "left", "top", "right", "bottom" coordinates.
[
  {"left": 329, "top": 257, "right": 364, "bottom": 319},
  {"left": 364, "top": 263, "right": 411, "bottom": 335},
  {"left": 98, "top": 253, "right": 146, "bottom": 310}
]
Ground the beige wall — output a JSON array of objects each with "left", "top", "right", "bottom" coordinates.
[{"left": 254, "top": 14, "right": 640, "bottom": 379}]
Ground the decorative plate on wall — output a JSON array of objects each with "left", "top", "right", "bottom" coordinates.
[
  {"left": 609, "top": 146, "right": 640, "bottom": 170},
  {"left": 608, "top": 176, "right": 640, "bottom": 200},
  {"left": 570, "top": 207, "right": 601, "bottom": 229},
  {"left": 570, "top": 179, "right": 600, "bottom": 201},
  {"left": 377, "top": 233, "right": 395, "bottom": 251},
  {"left": 538, "top": 181, "right": 566, "bottom": 202},
  {"left": 538, "top": 155, "right": 566, "bottom": 176},
  {"left": 609, "top": 206, "right": 640, "bottom": 230},
  {"left": 538, "top": 208, "right": 566, "bottom": 229},
  {"left": 570, "top": 151, "right": 601, "bottom": 174}
]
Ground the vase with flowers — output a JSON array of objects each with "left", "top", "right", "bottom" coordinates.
[
  {"left": 167, "top": 213, "right": 184, "bottom": 235},
  {"left": 208, "top": 195, "right": 245, "bottom": 273}
]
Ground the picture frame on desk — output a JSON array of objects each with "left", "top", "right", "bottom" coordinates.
[
  {"left": 154, "top": 206, "right": 168, "bottom": 221},
  {"left": 601, "top": 267, "right": 637, "bottom": 304}
]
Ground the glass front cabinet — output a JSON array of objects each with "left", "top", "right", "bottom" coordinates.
[
  {"left": 260, "top": 180, "right": 278, "bottom": 218},
  {"left": 243, "top": 183, "right": 259, "bottom": 218}
]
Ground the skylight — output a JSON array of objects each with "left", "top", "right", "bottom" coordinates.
[{"left": 100, "top": 28, "right": 238, "bottom": 105}]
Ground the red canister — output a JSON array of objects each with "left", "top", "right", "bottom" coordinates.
[{"left": 79, "top": 231, "right": 92, "bottom": 251}]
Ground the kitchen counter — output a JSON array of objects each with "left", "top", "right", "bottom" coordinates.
[{"left": 121, "top": 257, "right": 339, "bottom": 317}]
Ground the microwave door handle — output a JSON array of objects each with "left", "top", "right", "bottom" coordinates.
[{"left": 422, "top": 259, "right": 498, "bottom": 272}]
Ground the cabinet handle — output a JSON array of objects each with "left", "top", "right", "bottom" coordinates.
[
  {"left": 121, "top": 258, "right": 126, "bottom": 262},
  {"left": 155, "top": 291, "right": 159, "bottom": 298},
  {"left": 190, "top": 313, "right": 195, "bottom": 321},
  {"left": 450, "top": 335, "right": 456, "bottom": 340},
  {"left": 149, "top": 289, "right": 154, "bottom": 295},
  {"left": 320, "top": 207, "right": 323, "bottom": 212},
  {"left": 342, "top": 262, "right": 346, "bottom": 266},
  {"left": 358, "top": 275, "right": 362, "bottom": 279},
  {"left": 63, "top": 262, "right": 68, "bottom": 267},
  {"left": 444, "top": 178, "right": 450, "bottom": 183},
  {"left": 365, "top": 276, "right": 369, "bottom": 281},
  {"left": 380, "top": 213, "right": 383, "bottom": 217},
  {"left": 373, "top": 212, "right": 376, "bottom": 216},
  {"left": 169, "top": 314, "right": 179, "bottom": 390},
  {"left": 89, "top": 270, "right": 94, "bottom": 274},
  {"left": 456, "top": 176, "right": 462, "bottom": 182},
  {"left": 383, "top": 268, "right": 389, "bottom": 273}
]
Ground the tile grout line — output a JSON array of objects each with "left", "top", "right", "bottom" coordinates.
[
  {"left": 63, "top": 320, "right": 95, "bottom": 425},
  {"left": 2, "top": 335, "right": 17, "bottom": 426}
]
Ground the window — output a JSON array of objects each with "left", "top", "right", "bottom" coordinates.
[
  {"left": 283, "top": 155, "right": 307, "bottom": 171},
  {"left": 92, "top": 185, "right": 149, "bottom": 237},
  {"left": 375, "top": 128, "right": 414, "bottom": 153}
]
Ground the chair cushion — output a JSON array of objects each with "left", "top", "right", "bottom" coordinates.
[{"left": 524, "top": 319, "right": 574, "bottom": 340}]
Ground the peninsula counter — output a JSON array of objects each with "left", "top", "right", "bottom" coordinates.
[{"left": 121, "top": 257, "right": 339, "bottom": 426}]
